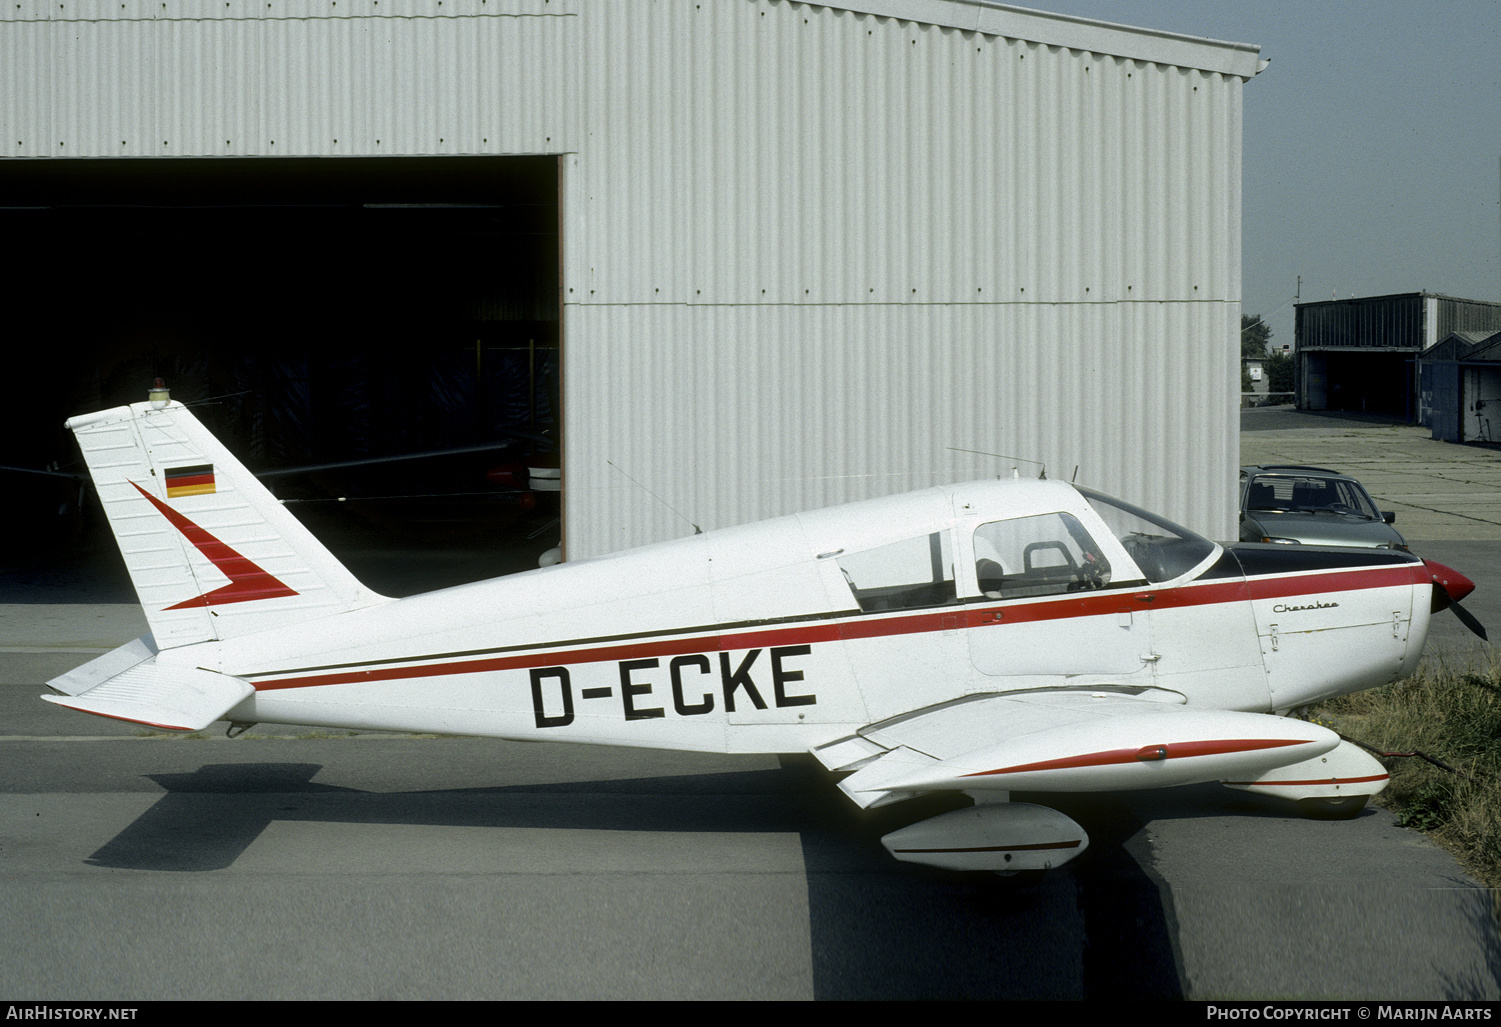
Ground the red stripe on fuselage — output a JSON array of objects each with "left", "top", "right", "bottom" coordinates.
[
  {"left": 1243, "top": 565, "right": 1427, "bottom": 602},
  {"left": 247, "top": 561, "right": 1425, "bottom": 691}
]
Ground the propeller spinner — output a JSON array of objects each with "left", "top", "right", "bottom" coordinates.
[{"left": 1423, "top": 559, "right": 1487, "bottom": 641}]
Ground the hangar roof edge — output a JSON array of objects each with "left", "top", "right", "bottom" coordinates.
[
  {"left": 820, "top": 0, "right": 1265, "bottom": 78},
  {"left": 1420, "top": 331, "right": 1501, "bottom": 363},
  {"left": 1296, "top": 292, "right": 1501, "bottom": 310}
]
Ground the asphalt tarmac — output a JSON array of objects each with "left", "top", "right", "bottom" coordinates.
[
  {"left": 3, "top": 655, "right": 1496, "bottom": 1000},
  {"left": 2, "top": 410, "right": 1499, "bottom": 1000}
]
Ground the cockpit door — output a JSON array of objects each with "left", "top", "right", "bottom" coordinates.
[{"left": 963, "top": 511, "right": 1154, "bottom": 680}]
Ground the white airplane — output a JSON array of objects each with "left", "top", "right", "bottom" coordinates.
[{"left": 43, "top": 385, "right": 1484, "bottom": 875}]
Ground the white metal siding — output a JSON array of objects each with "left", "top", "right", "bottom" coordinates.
[
  {"left": 1, "top": 0, "right": 1252, "bottom": 553},
  {"left": 565, "top": 298, "right": 1238, "bottom": 554},
  {"left": 2, "top": 0, "right": 579, "bottom": 157},
  {"left": 570, "top": 4, "right": 1243, "bottom": 308},
  {"left": 564, "top": 0, "right": 1246, "bottom": 553}
]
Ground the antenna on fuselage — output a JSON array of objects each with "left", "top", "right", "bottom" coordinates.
[
  {"left": 946, "top": 447, "right": 1047, "bottom": 481},
  {"left": 607, "top": 460, "right": 702, "bottom": 535}
]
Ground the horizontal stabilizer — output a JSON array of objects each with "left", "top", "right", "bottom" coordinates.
[
  {"left": 42, "top": 662, "right": 253, "bottom": 732},
  {"left": 45, "top": 635, "right": 158, "bottom": 697}
]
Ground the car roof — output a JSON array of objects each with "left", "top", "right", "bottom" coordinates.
[{"left": 1240, "top": 464, "right": 1352, "bottom": 479}]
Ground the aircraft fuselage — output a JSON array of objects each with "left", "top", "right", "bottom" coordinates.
[{"left": 169, "top": 480, "right": 1429, "bottom": 753}]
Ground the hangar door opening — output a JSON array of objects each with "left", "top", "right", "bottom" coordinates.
[
  {"left": 2, "top": 157, "right": 562, "bottom": 594},
  {"left": 1313, "top": 351, "right": 1413, "bottom": 419}
]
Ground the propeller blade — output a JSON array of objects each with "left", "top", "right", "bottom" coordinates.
[
  {"left": 1450, "top": 600, "right": 1488, "bottom": 641},
  {"left": 1420, "top": 558, "right": 1487, "bottom": 639}
]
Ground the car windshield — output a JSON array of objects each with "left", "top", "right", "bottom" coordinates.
[{"left": 1245, "top": 474, "right": 1380, "bottom": 519}]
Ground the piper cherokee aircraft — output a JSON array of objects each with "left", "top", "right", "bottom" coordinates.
[{"left": 43, "top": 385, "right": 1485, "bottom": 875}]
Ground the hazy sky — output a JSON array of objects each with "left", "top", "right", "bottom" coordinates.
[{"left": 1033, "top": 0, "right": 1501, "bottom": 350}]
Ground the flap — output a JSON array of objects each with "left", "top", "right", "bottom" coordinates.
[{"left": 861, "top": 688, "right": 1187, "bottom": 761}]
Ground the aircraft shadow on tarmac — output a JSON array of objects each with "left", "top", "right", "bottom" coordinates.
[{"left": 78, "top": 756, "right": 1388, "bottom": 999}]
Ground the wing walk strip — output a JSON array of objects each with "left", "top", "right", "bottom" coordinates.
[{"left": 243, "top": 563, "right": 1428, "bottom": 691}]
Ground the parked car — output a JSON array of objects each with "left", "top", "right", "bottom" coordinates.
[{"left": 1238, "top": 465, "right": 1407, "bottom": 549}]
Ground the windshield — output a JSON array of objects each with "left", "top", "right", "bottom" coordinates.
[
  {"left": 1245, "top": 474, "right": 1380, "bottom": 519},
  {"left": 1077, "top": 487, "right": 1218, "bottom": 583}
]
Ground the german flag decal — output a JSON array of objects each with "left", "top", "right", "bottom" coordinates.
[{"left": 165, "top": 464, "right": 216, "bottom": 498}]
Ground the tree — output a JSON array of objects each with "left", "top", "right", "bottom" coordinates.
[
  {"left": 1241, "top": 314, "right": 1272, "bottom": 360},
  {"left": 1264, "top": 350, "right": 1294, "bottom": 395}
]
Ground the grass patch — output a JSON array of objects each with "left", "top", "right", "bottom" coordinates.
[{"left": 1314, "top": 657, "right": 1501, "bottom": 887}]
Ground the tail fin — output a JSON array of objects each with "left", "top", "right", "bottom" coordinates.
[{"left": 68, "top": 392, "right": 390, "bottom": 649}]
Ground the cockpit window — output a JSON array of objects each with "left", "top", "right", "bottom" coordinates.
[
  {"left": 972, "top": 512, "right": 1112, "bottom": 599},
  {"left": 1079, "top": 487, "right": 1216, "bottom": 583},
  {"left": 838, "top": 532, "right": 957, "bottom": 612}
]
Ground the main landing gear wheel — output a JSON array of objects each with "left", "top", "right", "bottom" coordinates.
[
  {"left": 992, "top": 869, "right": 1046, "bottom": 884},
  {"left": 1297, "top": 795, "right": 1368, "bottom": 820}
]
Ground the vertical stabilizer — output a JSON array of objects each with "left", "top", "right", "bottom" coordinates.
[{"left": 67, "top": 392, "right": 390, "bottom": 648}]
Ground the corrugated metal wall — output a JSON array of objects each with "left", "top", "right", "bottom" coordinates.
[
  {"left": 569, "top": 2, "right": 1242, "bottom": 308},
  {"left": 564, "top": 0, "right": 1247, "bottom": 552},
  {"left": 567, "top": 300, "right": 1237, "bottom": 554},
  {"left": 1296, "top": 294, "right": 1501, "bottom": 352},
  {"left": 1439, "top": 297, "right": 1501, "bottom": 339},
  {"left": 1296, "top": 295, "right": 1427, "bottom": 352},
  {"left": 2, "top": 0, "right": 1254, "bottom": 554},
  {"left": 1, "top": 0, "right": 578, "bottom": 157}
]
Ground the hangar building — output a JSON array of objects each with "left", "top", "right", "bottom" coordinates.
[
  {"left": 1295, "top": 293, "right": 1501, "bottom": 421},
  {"left": 1, "top": 0, "right": 1264, "bottom": 559}
]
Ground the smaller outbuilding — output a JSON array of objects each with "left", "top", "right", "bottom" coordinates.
[{"left": 1419, "top": 330, "right": 1501, "bottom": 443}]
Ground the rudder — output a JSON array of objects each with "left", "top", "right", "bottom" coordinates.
[{"left": 68, "top": 388, "right": 390, "bottom": 648}]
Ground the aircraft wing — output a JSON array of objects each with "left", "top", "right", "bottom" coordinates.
[{"left": 812, "top": 690, "right": 1343, "bottom": 809}]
